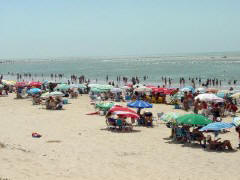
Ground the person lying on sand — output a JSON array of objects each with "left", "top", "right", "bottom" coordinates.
[{"left": 206, "top": 135, "right": 233, "bottom": 151}]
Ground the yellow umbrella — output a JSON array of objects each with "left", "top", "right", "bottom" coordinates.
[{"left": 231, "top": 92, "right": 240, "bottom": 99}]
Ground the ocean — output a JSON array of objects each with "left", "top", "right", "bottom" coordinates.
[{"left": 1, "top": 52, "right": 240, "bottom": 88}]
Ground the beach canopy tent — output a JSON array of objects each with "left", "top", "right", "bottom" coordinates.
[
  {"left": 176, "top": 114, "right": 212, "bottom": 126},
  {"left": 41, "top": 91, "right": 64, "bottom": 98},
  {"left": 54, "top": 83, "right": 70, "bottom": 91},
  {"left": 96, "top": 102, "right": 115, "bottom": 111},
  {"left": 194, "top": 93, "right": 224, "bottom": 102},
  {"left": 27, "top": 88, "right": 41, "bottom": 94},
  {"left": 200, "top": 122, "right": 234, "bottom": 131},
  {"left": 127, "top": 100, "right": 153, "bottom": 109},
  {"left": 160, "top": 112, "right": 181, "bottom": 123},
  {"left": 232, "top": 117, "right": 240, "bottom": 126}
]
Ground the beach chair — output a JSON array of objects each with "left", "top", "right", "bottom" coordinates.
[
  {"left": 106, "top": 118, "right": 116, "bottom": 130},
  {"left": 157, "top": 112, "right": 164, "bottom": 120}
]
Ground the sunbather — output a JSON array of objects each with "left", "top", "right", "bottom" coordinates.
[{"left": 206, "top": 135, "right": 233, "bottom": 151}]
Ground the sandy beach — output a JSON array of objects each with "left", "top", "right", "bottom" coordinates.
[{"left": 0, "top": 94, "right": 239, "bottom": 180}]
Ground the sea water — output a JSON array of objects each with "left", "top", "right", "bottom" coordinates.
[{"left": 0, "top": 52, "right": 240, "bottom": 88}]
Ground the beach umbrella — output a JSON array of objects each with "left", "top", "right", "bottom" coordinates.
[
  {"left": 96, "top": 102, "right": 115, "bottom": 111},
  {"left": 16, "top": 82, "right": 27, "bottom": 87},
  {"left": 88, "top": 84, "right": 101, "bottom": 88},
  {"left": 109, "top": 105, "right": 136, "bottom": 114},
  {"left": 54, "top": 84, "right": 70, "bottom": 91},
  {"left": 206, "top": 88, "right": 218, "bottom": 93},
  {"left": 121, "top": 86, "right": 131, "bottom": 90},
  {"left": 200, "top": 122, "right": 234, "bottom": 131},
  {"left": 113, "top": 111, "right": 139, "bottom": 119},
  {"left": 2, "top": 80, "right": 16, "bottom": 86},
  {"left": 134, "top": 87, "right": 152, "bottom": 92},
  {"left": 176, "top": 114, "right": 212, "bottom": 126},
  {"left": 181, "top": 86, "right": 194, "bottom": 93},
  {"left": 232, "top": 117, "right": 240, "bottom": 126},
  {"left": 100, "top": 84, "right": 113, "bottom": 90},
  {"left": 27, "top": 88, "right": 41, "bottom": 94},
  {"left": 196, "top": 87, "right": 206, "bottom": 94},
  {"left": 161, "top": 112, "right": 180, "bottom": 122},
  {"left": 41, "top": 91, "right": 64, "bottom": 98},
  {"left": 173, "top": 91, "right": 184, "bottom": 100},
  {"left": 231, "top": 92, "right": 240, "bottom": 99},
  {"left": 127, "top": 100, "right": 153, "bottom": 108},
  {"left": 29, "top": 82, "right": 42, "bottom": 88},
  {"left": 90, "top": 88, "right": 106, "bottom": 93},
  {"left": 110, "top": 88, "right": 122, "bottom": 93},
  {"left": 70, "top": 84, "right": 86, "bottom": 89},
  {"left": 133, "top": 84, "right": 144, "bottom": 88},
  {"left": 194, "top": 93, "right": 224, "bottom": 102}
]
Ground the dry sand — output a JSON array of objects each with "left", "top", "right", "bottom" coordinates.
[{"left": 0, "top": 94, "right": 240, "bottom": 180}]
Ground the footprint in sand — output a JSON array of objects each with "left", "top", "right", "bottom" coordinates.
[{"left": 46, "top": 140, "right": 62, "bottom": 143}]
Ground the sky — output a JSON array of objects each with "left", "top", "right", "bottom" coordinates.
[{"left": 0, "top": 0, "right": 240, "bottom": 58}]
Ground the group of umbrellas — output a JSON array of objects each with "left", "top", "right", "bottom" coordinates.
[
  {"left": 173, "top": 86, "right": 240, "bottom": 102},
  {"left": 161, "top": 112, "right": 240, "bottom": 133}
]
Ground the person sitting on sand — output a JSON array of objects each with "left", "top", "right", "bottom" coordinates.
[
  {"left": 46, "top": 96, "right": 56, "bottom": 110},
  {"left": 55, "top": 97, "right": 63, "bottom": 110},
  {"left": 32, "top": 94, "right": 41, "bottom": 105},
  {"left": 206, "top": 135, "right": 233, "bottom": 151}
]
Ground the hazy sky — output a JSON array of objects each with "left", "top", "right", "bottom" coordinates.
[{"left": 1, "top": 0, "right": 240, "bottom": 58}]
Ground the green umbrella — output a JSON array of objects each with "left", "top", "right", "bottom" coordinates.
[
  {"left": 176, "top": 114, "right": 212, "bottom": 126},
  {"left": 91, "top": 88, "right": 107, "bottom": 93},
  {"left": 173, "top": 92, "right": 184, "bottom": 100},
  {"left": 161, "top": 112, "right": 180, "bottom": 123},
  {"left": 96, "top": 102, "right": 115, "bottom": 111},
  {"left": 54, "top": 83, "right": 70, "bottom": 91}
]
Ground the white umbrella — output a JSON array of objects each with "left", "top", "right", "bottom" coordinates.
[
  {"left": 134, "top": 87, "right": 152, "bottom": 92},
  {"left": 195, "top": 93, "right": 224, "bottom": 102},
  {"left": 196, "top": 87, "right": 206, "bottom": 94},
  {"left": 111, "top": 88, "right": 122, "bottom": 93}
]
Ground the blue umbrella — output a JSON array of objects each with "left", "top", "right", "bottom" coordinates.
[
  {"left": 181, "top": 86, "right": 195, "bottom": 93},
  {"left": 27, "top": 88, "right": 41, "bottom": 94},
  {"left": 199, "top": 122, "right": 234, "bottom": 131},
  {"left": 127, "top": 100, "right": 153, "bottom": 108}
]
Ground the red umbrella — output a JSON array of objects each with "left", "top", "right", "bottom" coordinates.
[
  {"left": 16, "top": 82, "right": 27, "bottom": 87},
  {"left": 109, "top": 105, "right": 136, "bottom": 114},
  {"left": 29, "top": 82, "right": 42, "bottom": 88},
  {"left": 114, "top": 111, "right": 139, "bottom": 119}
]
